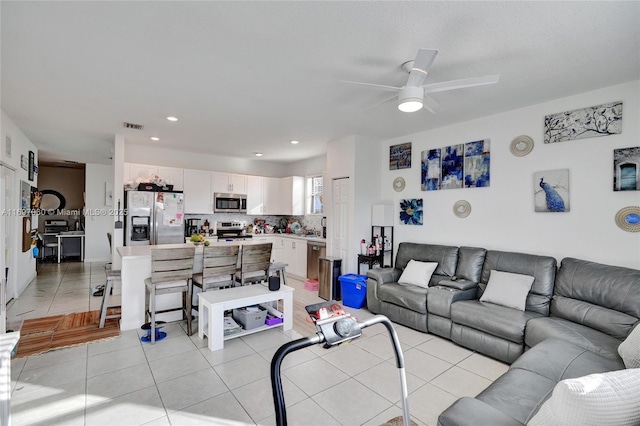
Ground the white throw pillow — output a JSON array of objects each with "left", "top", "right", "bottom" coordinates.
[
  {"left": 398, "top": 260, "right": 438, "bottom": 288},
  {"left": 479, "top": 270, "right": 535, "bottom": 311},
  {"left": 618, "top": 325, "right": 640, "bottom": 368},
  {"left": 527, "top": 368, "right": 640, "bottom": 426}
]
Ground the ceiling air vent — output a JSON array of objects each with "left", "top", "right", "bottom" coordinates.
[{"left": 123, "top": 122, "right": 144, "bottom": 130}]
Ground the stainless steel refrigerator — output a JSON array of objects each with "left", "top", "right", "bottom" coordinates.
[{"left": 125, "top": 190, "right": 185, "bottom": 246}]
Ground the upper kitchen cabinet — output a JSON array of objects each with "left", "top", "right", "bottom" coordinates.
[
  {"left": 263, "top": 177, "right": 281, "bottom": 215},
  {"left": 183, "top": 169, "right": 213, "bottom": 213},
  {"left": 246, "top": 175, "right": 264, "bottom": 215},
  {"left": 280, "top": 176, "right": 304, "bottom": 216},
  {"left": 125, "top": 163, "right": 158, "bottom": 183},
  {"left": 211, "top": 172, "right": 247, "bottom": 194},
  {"left": 157, "top": 166, "right": 184, "bottom": 191}
]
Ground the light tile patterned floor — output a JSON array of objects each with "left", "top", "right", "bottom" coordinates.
[{"left": 8, "top": 261, "right": 508, "bottom": 426}]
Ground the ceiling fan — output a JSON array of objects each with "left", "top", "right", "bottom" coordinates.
[{"left": 342, "top": 49, "right": 500, "bottom": 113}]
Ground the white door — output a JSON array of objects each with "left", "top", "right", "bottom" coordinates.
[{"left": 331, "top": 177, "right": 349, "bottom": 266}]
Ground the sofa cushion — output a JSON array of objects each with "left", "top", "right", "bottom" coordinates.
[
  {"left": 551, "top": 257, "right": 640, "bottom": 338},
  {"left": 527, "top": 368, "right": 640, "bottom": 426},
  {"left": 480, "top": 270, "right": 535, "bottom": 311},
  {"left": 513, "top": 339, "right": 625, "bottom": 383},
  {"left": 619, "top": 324, "right": 640, "bottom": 368},
  {"left": 395, "top": 242, "right": 458, "bottom": 277},
  {"left": 377, "top": 282, "right": 428, "bottom": 314},
  {"left": 398, "top": 260, "right": 438, "bottom": 288},
  {"left": 479, "top": 251, "right": 557, "bottom": 315},
  {"left": 525, "top": 317, "right": 624, "bottom": 360},
  {"left": 451, "top": 300, "right": 542, "bottom": 343},
  {"left": 455, "top": 246, "right": 487, "bottom": 283}
]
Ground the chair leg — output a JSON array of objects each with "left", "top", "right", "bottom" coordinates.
[
  {"left": 186, "top": 280, "right": 193, "bottom": 336},
  {"left": 150, "top": 286, "right": 157, "bottom": 344},
  {"left": 99, "top": 278, "right": 113, "bottom": 328}
]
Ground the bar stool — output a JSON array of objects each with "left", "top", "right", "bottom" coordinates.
[
  {"left": 192, "top": 245, "right": 239, "bottom": 314},
  {"left": 99, "top": 265, "right": 121, "bottom": 328},
  {"left": 269, "top": 262, "right": 288, "bottom": 287},
  {"left": 235, "top": 243, "right": 272, "bottom": 286},
  {"left": 144, "top": 246, "right": 195, "bottom": 343}
]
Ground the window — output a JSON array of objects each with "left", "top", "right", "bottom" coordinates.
[{"left": 306, "top": 175, "right": 323, "bottom": 214}]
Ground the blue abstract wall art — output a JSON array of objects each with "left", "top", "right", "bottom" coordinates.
[
  {"left": 534, "top": 169, "right": 570, "bottom": 212},
  {"left": 421, "top": 148, "right": 441, "bottom": 191},
  {"left": 464, "top": 140, "right": 491, "bottom": 188},
  {"left": 441, "top": 144, "right": 464, "bottom": 190},
  {"left": 544, "top": 101, "right": 623, "bottom": 144},
  {"left": 399, "top": 198, "right": 423, "bottom": 225},
  {"left": 421, "top": 140, "right": 490, "bottom": 191}
]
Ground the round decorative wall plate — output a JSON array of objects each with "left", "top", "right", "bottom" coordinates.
[
  {"left": 393, "top": 177, "right": 406, "bottom": 192},
  {"left": 510, "top": 135, "right": 534, "bottom": 157},
  {"left": 453, "top": 200, "right": 471, "bottom": 218},
  {"left": 615, "top": 206, "right": 640, "bottom": 232}
]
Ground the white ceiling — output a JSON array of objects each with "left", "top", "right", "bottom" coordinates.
[{"left": 2, "top": 1, "right": 639, "bottom": 165}]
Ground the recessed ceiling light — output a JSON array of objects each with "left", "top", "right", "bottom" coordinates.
[
  {"left": 166, "top": 116, "right": 178, "bottom": 122},
  {"left": 150, "top": 137, "right": 160, "bottom": 141},
  {"left": 290, "top": 140, "right": 300, "bottom": 145},
  {"left": 254, "top": 152, "right": 263, "bottom": 157}
]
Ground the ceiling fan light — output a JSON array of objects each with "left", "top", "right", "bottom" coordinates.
[{"left": 398, "top": 99, "right": 423, "bottom": 112}]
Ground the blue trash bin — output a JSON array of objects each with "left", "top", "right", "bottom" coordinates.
[{"left": 339, "top": 274, "right": 368, "bottom": 308}]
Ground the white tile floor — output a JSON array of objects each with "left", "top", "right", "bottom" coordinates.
[{"left": 8, "top": 261, "right": 508, "bottom": 426}]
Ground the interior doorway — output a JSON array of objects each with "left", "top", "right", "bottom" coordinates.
[
  {"left": 331, "top": 177, "right": 349, "bottom": 267},
  {"left": 1, "top": 164, "right": 16, "bottom": 331}
]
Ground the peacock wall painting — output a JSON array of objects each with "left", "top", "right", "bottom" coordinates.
[{"left": 534, "top": 169, "right": 570, "bottom": 212}]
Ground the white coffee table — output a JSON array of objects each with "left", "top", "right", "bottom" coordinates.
[{"left": 198, "top": 284, "right": 294, "bottom": 351}]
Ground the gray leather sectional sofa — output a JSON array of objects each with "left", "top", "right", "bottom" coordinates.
[{"left": 366, "top": 242, "right": 640, "bottom": 425}]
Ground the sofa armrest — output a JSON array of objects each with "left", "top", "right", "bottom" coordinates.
[
  {"left": 367, "top": 267, "right": 401, "bottom": 285},
  {"left": 438, "top": 397, "right": 525, "bottom": 426},
  {"left": 437, "top": 278, "right": 478, "bottom": 291}
]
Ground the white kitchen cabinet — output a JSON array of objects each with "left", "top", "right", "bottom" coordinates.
[
  {"left": 157, "top": 166, "right": 184, "bottom": 191},
  {"left": 183, "top": 169, "right": 213, "bottom": 213},
  {"left": 271, "top": 236, "right": 285, "bottom": 264},
  {"left": 246, "top": 175, "right": 264, "bottom": 215},
  {"left": 263, "top": 177, "right": 281, "bottom": 215},
  {"left": 212, "top": 172, "right": 247, "bottom": 194},
  {"left": 279, "top": 176, "right": 305, "bottom": 216},
  {"left": 126, "top": 163, "right": 158, "bottom": 183},
  {"left": 283, "top": 237, "right": 307, "bottom": 278}
]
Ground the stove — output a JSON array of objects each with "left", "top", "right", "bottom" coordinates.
[{"left": 215, "top": 221, "right": 253, "bottom": 240}]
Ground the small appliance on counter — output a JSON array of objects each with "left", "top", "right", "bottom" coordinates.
[
  {"left": 215, "top": 221, "right": 253, "bottom": 240},
  {"left": 321, "top": 216, "right": 327, "bottom": 238},
  {"left": 185, "top": 218, "right": 200, "bottom": 237}
]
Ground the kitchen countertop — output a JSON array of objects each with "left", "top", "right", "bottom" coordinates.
[
  {"left": 251, "top": 233, "right": 326, "bottom": 243},
  {"left": 117, "top": 239, "right": 277, "bottom": 259}
]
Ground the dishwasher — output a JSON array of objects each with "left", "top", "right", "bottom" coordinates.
[{"left": 306, "top": 240, "right": 326, "bottom": 280}]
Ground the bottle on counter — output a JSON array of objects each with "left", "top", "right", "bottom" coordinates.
[
  {"left": 360, "top": 239, "right": 367, "bottom": 255},
  {"left": 203, "top": 220, "right": 209, "bottom": 233}
]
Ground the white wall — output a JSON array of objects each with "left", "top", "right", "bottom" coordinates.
[
  {"left": 125, "top": 144, "right": 290, "bottom": 178},
  {"left": 84, "top": 163, "right": 113, "bottom": 262},
  {"left": 379, "top": 80, "right": 640, "bottom": 269},
  {"left": 1, "top": 110, "right": 38, "bottom": 298},
  {"left": 287, "top": 154, "right": 326, "bottom": 177}
]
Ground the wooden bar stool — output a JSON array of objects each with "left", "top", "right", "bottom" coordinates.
[
  {"left": 192, "top": 245, "right": 239, "bottom": 314},
  {"left": 144, "top": 246, "right": 195, "bottom": 343},
  {"left": 236, "top": 243, "right": 272, "bottom": 286},
  {"left": 99, "top": 265, "right": 122, "bottom": 328}
]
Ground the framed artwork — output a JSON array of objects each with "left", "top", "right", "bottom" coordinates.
[
  {"left": 464, "top": 140, "right": 490, "bottom": 187},
  {"left": 28, "top": 151, "right": 35, "bottom": 181},
  {"left": 20, "top": 180, "right": 31, "bottom": 213},
  {"left": 534, "top": 169, "right": 570, "bottom": 212},
  {"left": 399, "top": 198, "right": 423, "bottom": 225},
  {"left": 421, "top": 148, "right": 441, "bottom": 191},
  {"left": 441, "top": 144, "right": 464, "bottom": 190},
  {"left": 390, "top": 142, "right": 412, "bottom": 170},
  {"left": 613, "top": 146, "right": 640, "bottom": 191},
  {"left": 30, "top": 186, "right": 41, "bottom": 210},
  {"left": 544, "top": 101, "right": 623, "bottom": 144}
]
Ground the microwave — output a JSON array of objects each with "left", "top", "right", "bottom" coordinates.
[{"left": 214, "top": 193, "right": 247, "bottom": 213}]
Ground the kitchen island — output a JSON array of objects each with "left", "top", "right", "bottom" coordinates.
[{"left": 116, "top": 240, "right": 275, "bottom": 331}]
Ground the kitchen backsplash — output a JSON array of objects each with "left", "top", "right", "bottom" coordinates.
[{"left": 184, "top": 213, "right": 323, "bottom": 234}]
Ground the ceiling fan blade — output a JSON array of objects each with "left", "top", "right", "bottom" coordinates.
[
  {"left": 423, "top": 74, "right": 500, "bottom": 94},
  {"left": 340, "top": 80, "right": 401, "bottom": 92},
  {"left": 363, "top": 94, "right": 398, "bottom": 112},
  {"left": 406, "top": 49, "right": 438, "bottom": 87},
  {"left": 422, "top": 94, "right": 441, "bottom": 114}
]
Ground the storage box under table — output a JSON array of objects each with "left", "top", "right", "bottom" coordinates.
[{"left": 232, "top": 305, "right": 267, "bottom": 330}]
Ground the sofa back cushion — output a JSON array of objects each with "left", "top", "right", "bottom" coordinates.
[
  {"left": 551, "top": 257, "right": 640, "bottom": 339},
  {"left": 479, "top": 250, "right": 557, "bottom": 315},
  {"left": 395, "top": 243, "right": 458, "bottom": 278},
  {"left": 455, "top": 246, "right": 487, "bottom": 282}
]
